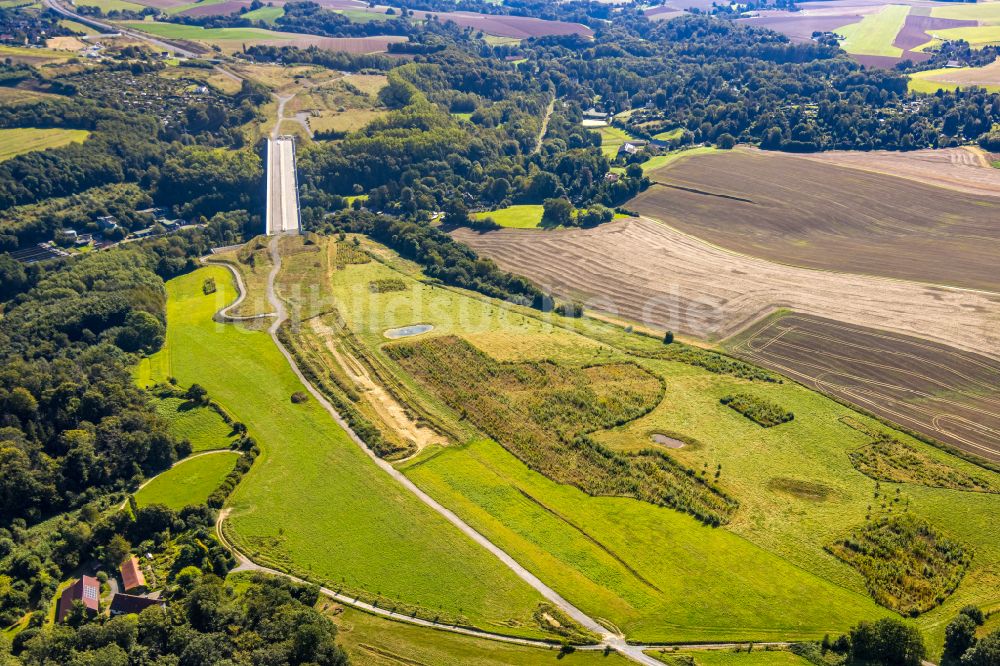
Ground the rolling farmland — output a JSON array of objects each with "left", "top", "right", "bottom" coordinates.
[
  {"left": 452, "top": 217, "right": 1000, "bottom": 356},
  {"left": 725, "top": 313, "right": 1000, "bottom": 462},
  {"left": 629, "top": 148, "right": 1000, "bottom": 292},
  {"left": 789, "top": 146, "right": 1000, "bottom": 196}
]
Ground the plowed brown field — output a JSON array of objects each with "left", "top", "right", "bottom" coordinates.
[
  {"left": 726, "top": 313, "right": 1000, "bottom": 462},
  {"left": 629, "top": 148, "right": 1000, "bottom": 292}
]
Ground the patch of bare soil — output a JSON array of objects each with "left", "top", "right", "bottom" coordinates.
[{"left": 310, "top": 318, "right": 446, "bottom": 454}]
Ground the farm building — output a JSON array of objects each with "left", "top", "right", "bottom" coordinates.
[
  {"left": 120, "top": 556, "right": 146, "bottom": 593},
  {"left": 617, "top": 142, "right": 644, "bottom": 158},
  {"left": 583, "top": 107, "right": 610, "bottom": 121},
  {"left": 57, "top": 576, "right": 100, "bottom": 622},
  {"left": 109, "top": 593, "right": 165, "bottom": 617}
]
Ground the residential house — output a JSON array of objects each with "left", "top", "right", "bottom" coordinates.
[{"left": 57, "top": 576, "right": 100, "bottom": 622}]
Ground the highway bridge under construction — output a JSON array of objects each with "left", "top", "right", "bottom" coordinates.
[{"left": 265, "top": 136, "right": 302, "bottom": 236}]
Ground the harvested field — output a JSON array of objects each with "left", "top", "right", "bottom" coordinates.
[
  {"left": 409, "top": 10, "right": 592, "bottom": 38},
  {"left": 909, "top": 58, "right": 1000, "bottom": 93},
  {"left": 629, "top": 148, "right": 1000, "bottom": 292},
  {"left": 739, "top": 12, "right": 865, "bottom": 43},
  {"left": 727, "top": 313, "right": 1000, "bottom": 462},
  {"left": 451, "top": 217, "right": 1000, "bottom": 358},
  {"left": 179, "top": 0, "right": 246, "bottom": 15},
  {"left": 790, "top": 146, "right": 1000, "bottom": 196}
]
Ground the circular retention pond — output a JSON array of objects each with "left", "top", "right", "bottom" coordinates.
[
  {"left": 384, "top": 324, "right": 434, "bottom": 339},
  {"left": 651, "top": 434, "right": 685, "bottom": 449}
]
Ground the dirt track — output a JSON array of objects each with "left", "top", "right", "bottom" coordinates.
[
  {"left": 452, "top": 217, "right": 1000, "bottom": 358},
  {"left": 726, "top": 313, "right": 1000, "bottom": 461}
]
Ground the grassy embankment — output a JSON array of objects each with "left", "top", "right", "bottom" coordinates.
[
  {"left": 140, "top": 266, "right": 553, "bottom": 637},
  {"left": 135, "top": 452, "right": 240, "bottom": 510},
  {"left": 315, "top": 236, "right": 1000, "bottom": 650},
  {"left": 330, "top": 606, "right": 630, "bottom": 665},
  {"left": 0, "top": 127, "right": 89, "bottom": 161}
]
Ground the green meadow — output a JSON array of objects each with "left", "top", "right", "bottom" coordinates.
[
  {"left": 473, "top": 204, "right": 544, "bottom": 228},
  {"left": 142, "top": 266, "right": 549, "bottom": 636},
  {"left": 136, "top": 452, "right": 239, "bottom": 510},
  {"left": 0, "top": 128, "right": 90, "bottom": 162},
  {"left": 319, "top": 237, "right": 1000, "bottom": 650},
  {"left": 241, "top": 5, "right": 284, "bottom": 22},
  {"left": 151, "top": 396, "right": 238, "bottom": 452},
  {"left": 834, "top": 4, "right": 909, "bottom": 57}
]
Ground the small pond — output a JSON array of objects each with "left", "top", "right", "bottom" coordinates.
[
  {"left": 650, "top": 434, "right": 685, "bottom": 449},
  {"left": 384, "top": 323, "right": 434, "bottom": 339}
]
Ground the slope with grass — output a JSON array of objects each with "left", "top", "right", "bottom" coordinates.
[
  {"left": 595, "top": 125, "right": 640, "bottom": 158},
  {"left": 0, "top": 127, "right": 89, "bottom": 162},
  {"left": 329, "top": 606, "right": 631, "bottom": 666},
  {"left": 152, "top": 396, "right": 239, "bottom": 452},
  {"left": 142, "top": 266, "right": 551, "bottom": 637},
  {"left": 313, "top": 235, "right": 1000, "bottom": 652},
  {"left": 835, "top": 4, "right": 909, "bottom": 57},
  {"left": 648, "top": 649, "right": 812, "bottom": 666},
  {"left": 135, "top": 451, "right": 240, "bottom": 510}
]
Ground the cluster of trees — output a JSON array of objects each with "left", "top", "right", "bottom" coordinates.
[
  {"left": 527, "top": 16, "right": 999, "bottom": 151},
  {"left": 0, "top": 249, "right": 179, "bottom": 525},
  {"left": 0, "top": 83, "right": 265, "bottom": 232},
  {"left": 720, "top": 393, "right": 794, "bottom": 427},
  {"left": 9, "top": 573, "right": 348, "bottom": 665},
  {"left": 943, "top": 606, "right": 1000, "bottom": 666},
  {"left": 804, "top": 618, "right": 927, "bottom": 666}
]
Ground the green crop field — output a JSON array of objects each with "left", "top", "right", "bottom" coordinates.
[
  {"left": 331, "top": 606, "right": 631, "bottom": 665},
  {"left": 141, "top": 267, "right": 551, "bottom": 637},
  {"left": 152, "top": 396, "right": 238, "bottom": 452},
  {"left": 135, "top": 452, "right": 239, "bottom": 510},
  {"left": 834, "top": 4, "right": 909, "bottom": 57},
  {"left": 0, "top": 128, "right": 89, "bottom": 162},
  {"left": 317, "top": 237, "right": 1000, "bottom": 651},
  {"left": 473, "top": 204, "right": 544, "bottom": 228}
]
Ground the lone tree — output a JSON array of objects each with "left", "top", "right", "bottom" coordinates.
[{"left": 663, "top": 330, "right": 674, "bottom": 344}]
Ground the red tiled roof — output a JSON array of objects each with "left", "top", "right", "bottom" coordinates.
[
  {"left": 120, "top": 556, "right": 146, "bottom": 592},
  {"left": 57, "top": 576, "right": 100, "bottom": 621}
]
